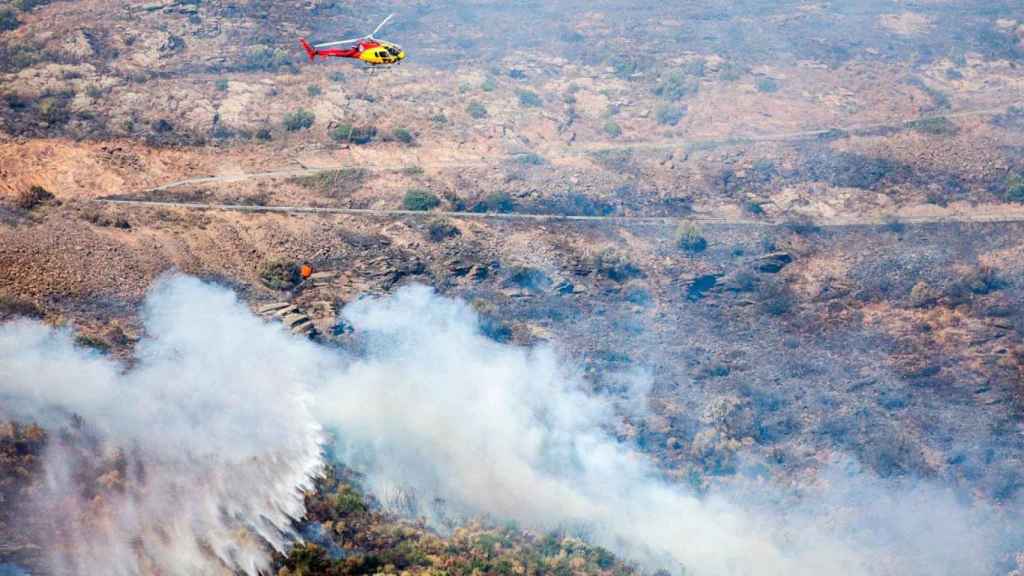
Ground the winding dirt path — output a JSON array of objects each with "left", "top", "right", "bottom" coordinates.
[{"left": 97, "top": 198, "right": 1024, "bottom": 229}]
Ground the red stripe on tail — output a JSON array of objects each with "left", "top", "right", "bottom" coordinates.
[{"left": 299, "top": 38, "right": 317, "bottom": 61}]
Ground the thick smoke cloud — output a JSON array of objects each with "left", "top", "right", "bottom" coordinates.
[
  {"left": 0, "top": 277, "right": 1020, "bottom": 575},
  {"left": 318, "top": 286, "right": 1022, "bottom": 576},
  {"left": 0, "top": 277, "right": 324, "bottom": 576}
]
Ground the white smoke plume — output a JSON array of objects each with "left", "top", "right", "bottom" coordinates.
[
  {"left": 0, "top": 277, "right": 1020, "bottom": 575},
  {"left": 317, "top": 285, "right": 1022, "bottom": 576},
  {"left": 0, "top": 277, "right": 324, "bottom": 576}
]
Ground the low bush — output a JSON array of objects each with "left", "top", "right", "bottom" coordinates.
[
  {"left": 758, "top": 280, "right": 794, "bottom": 316},
  {"left": 243, "top": 45, "right": 294, "bottom": 72},
  {"left": 654, "top": 72, "right": 699, "bottom": 101},
  {"left": 292, "top": 168, "right": 366, "bottom": 197},
  {"left": 675, "top": 222, "right": 707, "bottom": 253},
  {"left": 0, "top": 295, "right": 41, "bottom": 319},
  {"left": 390, "top": 127, "right": 415, "bottom": 144},
  {"left": 589, "top": 149, "right": 636, "bottom": 174},
  {"left": 403, "top": 189, "right": 440, "bottom": 211},
  {"left": 907, "top": 116, "right": 959, "bottom": 136},
  {"left": 37, "top": 96, "right": 70, "bottom": 126},
  {"left": 1006, "top": 174, "right": 1024, "bottom": 203},
  {"left": 504, "top": 266, "right": 552, "bottom": 292},
  {"left": 513, "top": 152, "right": 545, "bottom": 165},
  {"left": 15, "top": 185, "right": 54, "bottom": 210},
  {"left": 609, "top": 54, "right": 638, "bottom": 79},
  {"left": 283, "top": 109, "right": 314, "bottom": 132},
  {"left": 214, "top": 79, "right": 228, "bottom": 92},
  {"left": 756, "top": 77, "right": 780, "bottom": 93},
  {"left": 0, "top": 8, "right": 20, "bottom": 31},
  {"left": 259, "top": 260, "right": 300, "bottom": 291},
  {"left": 516, "top": 89, "right": 543, "bottom": 108},
  {"left": 306, "top": 84, "right": 322, "bottom": 97},
  {"left": 655, "top": 105, "right": 685, "bottom": 126},
  {"left": 467, "top": 101, "right": 488, "bottom": 119},
  {"left": 593, "top": 248, "right": 642, "bottom": 282},
  {"left": 473, "top": 191, "right": 516, "bottom": 213},
  {"left": 603, "top": 121, "right": 622, "bottom": 138},
  {"left": 75, "top": 334, "right": 111, "bottom": 353},
  {"left": 427, "top": 220, "right": 460, "bottom": 242},
  {"left": 481, "top": 77, "right": 497, "bottom": 92},
  {"left": 330, "top": 123, "right": 377, "bottom": 144}
]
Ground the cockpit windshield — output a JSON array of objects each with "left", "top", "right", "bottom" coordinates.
[{"left": 387, "top": 46, "right": 401, "bottom": 56}]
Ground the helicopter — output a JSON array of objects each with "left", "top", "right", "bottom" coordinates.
[{"left": 300, "top": 13, "right": 406, "bottom": 66}]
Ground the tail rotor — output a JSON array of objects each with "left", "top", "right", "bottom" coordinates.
[{"left": 299, "top": 38, "right": 317, "bottom": 61}]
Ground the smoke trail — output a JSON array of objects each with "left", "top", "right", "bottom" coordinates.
[
  {"left": 0, "top": 277, "right": 1019, "bottom": 575},
  {"left": 316, "top": 285, "right": 1022, "bottom": 576},
  {"left": 0, "top": 276, "right": 324, "bottom": 576}
]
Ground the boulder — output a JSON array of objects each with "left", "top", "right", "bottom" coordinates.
[
  {"left": 258, "top": 302, "right": 291, "bottom": 315},
  {"left": 292, "top": 320, "right": 315, "bottom": 335},
  {"left": 755, "top": 252, "right": 793, "bottom": 273},
  {"left": 273, "top": 305, "right": 299, "bottom": 318}
]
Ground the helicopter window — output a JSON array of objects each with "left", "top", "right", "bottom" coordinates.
[{"left": 387, "top": 47, "right": 400, "bottom": 56}]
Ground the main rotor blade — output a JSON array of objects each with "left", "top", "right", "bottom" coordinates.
[
  {"left": 370, "top": 13, "right": 395, "bottom": 38},
  {"left": 314, "top": 37, "right": 366, "bottom": 48}
]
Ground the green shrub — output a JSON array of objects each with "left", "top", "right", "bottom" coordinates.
[
  {"left": 214, "top": 79, "right": 229, "bottom": 92},
  {"left": 403, "top": 189, "right": 440, "bottom": 211},
  {"left": 292, "top": 168, "right": 366, "bottom": 197},
  {"left": 244, "top": 45, "right": 293, "bottom": 72},
  {"left": 481, "top": 77, "right": 497, "bottom": 92},
  {"left": 427, "top": 220, "right": 460, "bottom": 242},
  {"left": 513, "top": 152, "right": 545, "bottom": 165},
  {"left": 0, "top": 8, "right": 20, "bottom": 31},
  {"left": 333, "top": 486, "right": 367, "bottom": 516},
  {"left": 75, "top": 334, "right": 111, "bottom": 353},
  {"left": 589, "top": 149, "right": 636, "bottom": 174},
  {"left": 1005, "top": 174, "right": 1024, "bottom": 203},
  {"left": 593, "top": 249, "right": 642, "bottom": 282},
  {"left": 306, "top": 84, "right": 322, "bottom": 97},
  {"left": 719, "top": 62, "right": 744, "bottom": 81},
  {"left": 37, "top": 96, "right": 70, "bottom": 125},
  {"left": 283, "top": 109, "right": 314, "bottom": 131},
  {"left": 328, "top": 71, "right": 345, "bottom": 82},
  {"left": 259, "top": 260, "right": 300, "bottom": 290},
  {"left": 402, "top": 165, "right": 424, "bottom": 176},
  {"left": 603, "top": 121, "right": 622, "bottom": 138},
  {"left": 516, "top": 89, "right": 542, "bottom": 108},
  {"left": 0, "top": 295, "right": 41, "bottom": 319},
  {"left": 11, "top": 0, "right": 52, "bottom": 11},
  {"left": 609, "top": 54, "right": 638, "bottom": 79},
  {"left": 675, "top": 222, "right": 707, "bottom": 253},
  {"left": 655, "top": 105, "right": 685, "bottom": 126},
  {"left": 467, "top": 101, "right": 488, "bottom": 119},
  {"left": 907, "top": 116, "right": 959, "bottom": 136},
  {"left": 759, "top": 281, "right": 794, "bottom": 316},
  {"left": 655, "top": 72, "right": 699, "bottom": 101},
  {"left": 431, "top": 113, "right": 448, "bottom": 124},
  {"left": 391, "top": 127, "right": 415, "bottom": 144},
  {"left": 474, "top": 191, "right": 516, "bottom": 213},
  {"left": 255, "top": 127, "right": 272, "bottom": 141},
  {"left": 756, "top": 77, "right": 780, "bottom": 93},
  {"left": 330, "top": 123, "right": 377, "bottom": 144}
]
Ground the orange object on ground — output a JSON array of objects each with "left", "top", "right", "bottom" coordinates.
[{"left": 300, "top": 265, "right": 313, "bottom": 279}]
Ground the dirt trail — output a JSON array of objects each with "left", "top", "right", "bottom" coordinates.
[
  {"left": 98, "top": 198, "right": 1024, "bottom": 229},
  {"left": 101, "top": 101, "right": 1024, "bottom": 229}
]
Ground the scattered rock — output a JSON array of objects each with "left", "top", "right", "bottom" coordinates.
[
  {"left": 258, "top": 302, "right": 291, "bottom": 314},
  {"left": 755, "top": 252, "right": 793, "bottom": 273}
]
